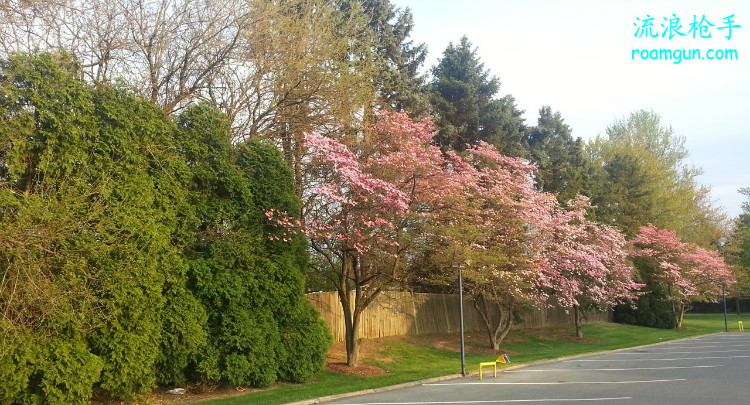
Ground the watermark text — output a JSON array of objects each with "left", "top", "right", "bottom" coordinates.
[{"left": 631, "top": 48, "right": 739, "bottom": 64}]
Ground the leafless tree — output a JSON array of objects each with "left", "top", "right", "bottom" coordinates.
[{"left": 1, "top": 0, "right": 376, "bottom": 146}]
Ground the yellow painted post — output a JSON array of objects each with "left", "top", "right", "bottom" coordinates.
[
  {"left": 479, "top": 361, "right": 497, "bottom": 380},
  {"left": 739, "top": 321, "right": 744, "bottom": 332}
]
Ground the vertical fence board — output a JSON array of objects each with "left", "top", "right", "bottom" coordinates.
[{"left": 306, "top": 292, "right": 612, "bottom": 342}]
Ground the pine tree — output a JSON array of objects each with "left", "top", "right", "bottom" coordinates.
[
  {"left": 358, "top": 0, "right": 429, "bottom": 115},
  {"left": 430, "top": 36, "right": 525, "bottom": 155},
  {"left": 524, "top": 106, "right": 588, "bottom": 204}
]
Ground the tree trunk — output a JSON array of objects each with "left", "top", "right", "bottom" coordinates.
[
  {"left": 736, "top": 297, "right": 741, "bottom": 316},
  {"left": 574, "top": 305, "right": 583, "bottom": 338},
  {"left": 338, "top": 286, "right": 363, "bottom": 367},
  {"left": 474, "top": 293, "right": 513, "bottom": 350},
  {"left": 336, "top": 252, "right": 380, "bottom": 367},
  {"left": 676, "top": 303, "right": 686, "bottom": 328},
  {"left": 337, "top": 252, "right": 361, "bottom": 367},
  {"left": 493, "top": 302, "right": 513, "bottom": 350},
  {"left": 344, "top": 309, "right": 361, "bottom": 366}
]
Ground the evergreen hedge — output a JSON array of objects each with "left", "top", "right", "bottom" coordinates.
[{"left": 0, "top": 53, "right": 330, "bottom": 404}]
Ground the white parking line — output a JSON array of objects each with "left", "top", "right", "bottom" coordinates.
[
  {"left": 507, "top": 365, "right": 722, "bottom": 372},
  {"left": 613, "top": 349, "right": 749, "bottom": 355},
  {"left": 655, "top": 344, "right": 748, "bottom": 349},
  {"left": 331, "top": 398, "right": 633, "bottom": 405},
  {"left": 567, "top": 355, "right": 748, "bottom": 362},
  {"left": 701, "top": 335, "right": 747, "bottom": 343},
  {"left": 428, "top": 379, "right": 685, "bottom": 385}
]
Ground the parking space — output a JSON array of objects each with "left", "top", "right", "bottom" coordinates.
[{"left": 323, "top": 333, "right": 750, "bottom": 405}]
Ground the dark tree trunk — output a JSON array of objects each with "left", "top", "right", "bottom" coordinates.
[
  {"left": 736, "top": 297, "right": 741, "bottom": 316},
  {"left": 474, "top": 293, "right": 513, "bottom": 350},
  {"left": 344, "top": 306, "right": 361, "bottom": 366},
  {"left": 336, "top": 251, "right": 380, "bottom": 367},
  {"left": 676, "top": 302, "right": 686, "bottom": 328}
]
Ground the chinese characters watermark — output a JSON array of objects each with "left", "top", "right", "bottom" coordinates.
[{"left": 634, "top": 14, "right": 741, "bottom": 40}]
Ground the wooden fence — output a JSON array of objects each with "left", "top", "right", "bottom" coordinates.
[{"left": 306, "top": 291, "right": 611, "bottom": 342}]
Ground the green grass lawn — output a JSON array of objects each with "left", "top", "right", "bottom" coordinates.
[
  {"left": 681, "top": 312, "right": 749, "bottom": 332},
  {"left": 173, "top": 313, "right": 748, "bottom": 405}
]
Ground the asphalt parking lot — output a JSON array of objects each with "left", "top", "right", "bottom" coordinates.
[{"left": 322, "top": 333, "right": 750, "bottom": 405}]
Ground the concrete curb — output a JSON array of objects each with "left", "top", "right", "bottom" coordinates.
[
  {"left": 285, "top": 332, "right": 725, "bottom": 405},
  {"left": 285, "top": 373, "right": 465, "bottom": 405}
]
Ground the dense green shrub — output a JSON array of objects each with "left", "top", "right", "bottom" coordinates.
[
  {"left": 0, "top": 325, "right": 39, "bottom": 405},
  {"left": 277, "top": 300, "right": 333, "bottom": 383},
  {"left": 1, "top": 54, "right": 329, "bottom": 403},
  {"left": 614, "top": 294, "right": 677, "bottom": 329},
  {"left": 35, "top": 338, "right": 104, "bottom": 405},
  {"left": 613, "top": 257, "right": 678, "bottom": 329},
  {"left": 236, "top": 140, "right": 332, "bottom": 382},
  {"left": 188, "top": 244, "right": 283, "bottom": 388},
  {"left": 0, "top": 327, "right": 103, "bottom": 405},
  {"left": 156, "top": 276, "right": 209, "bottom": 386},
  {"left": 177, "top": 106, "right": 330, "bottom": 388}
]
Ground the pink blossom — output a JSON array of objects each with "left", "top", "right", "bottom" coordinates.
[
  {"left": 629, "top": 224, "right": 735, "bottom": 316},
  {"left": 536, "top": 198, "right": 642, "bottom": 311}
]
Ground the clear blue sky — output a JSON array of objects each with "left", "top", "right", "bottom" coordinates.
[{"left": 390, "top": 0, "right": 750, "bottom": 219}]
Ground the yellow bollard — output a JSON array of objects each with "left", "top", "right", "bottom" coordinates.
[
  {"left": 479, "top": 361, "right": 497, "bottom": 380},
  {"left": 739, "top": 321, "right": 744, "bottom": 332}
]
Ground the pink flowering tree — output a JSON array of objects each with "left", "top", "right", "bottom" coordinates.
[
  {"left": 629, "top": 225, "right": 735, "bottom": 327},
  {"left": 268, "top": 110, "right": 456, "bottom": 366},
  {"left": 537, "top": 196, "right": 642, "bottom": 338},
  {"left": 420, "top": 142, "right": 558, "bottom": 349},
  {"left": 676, "top": 246, "right": 735, "bottom": 325}
]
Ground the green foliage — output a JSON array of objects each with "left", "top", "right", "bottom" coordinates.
[
  {"left": 177, "top": 104, "right": 279, "bottom": 388},
  {"left": 83, "top": 85, "right": 191, "bottom": 400},
  {"left": 613, "top": 254, "right": 678, "bottom": 329},
  {"left": 723, "top": 188, "right": 750, "bottom": 303},
  {"left": 0, "top": 53, "right": 116, "bottom": 403},
  {"left": 430, "top": 36, "right": 525, "bottom": 155},
  {"left": 355, "top": 0, "right": 429, "bottom": 116},
  {"left": 277, "top": 300, "right": 333, "bottom": 383},
  {"left": 156, "top": 278, "right": 209, "bottom": 386},
  {"left": 35, "top": 338, "right": 104, "bottom": 405},
  {"left": 0, "top": 327, "right": 104, "bottom": 405},
  {"left": 188, "top": 245, "right": 282, "bottom": 388},
  {"left": 0, "top": 53, "right": 95, "bottom": 192},
  {"left": 177, "top": 105, "right": 328, "bottom": 387},
  {"left": 590, "top": 153, "right": 654, "bottom": 237},
  {"left": 586, "top": 110, "right": 723, "bottom": 244},
  {"left": 523, "top": 106, "right": 588, "bottom": 204},
  {"left": 0, "top": 325, "right": 38, "bottom": 405},
  {"left": 614, "top": 294, "right": 677, "bottom": 329},
  {"left": 1, "top": 54, "right": 328, "bottom": 403}
]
